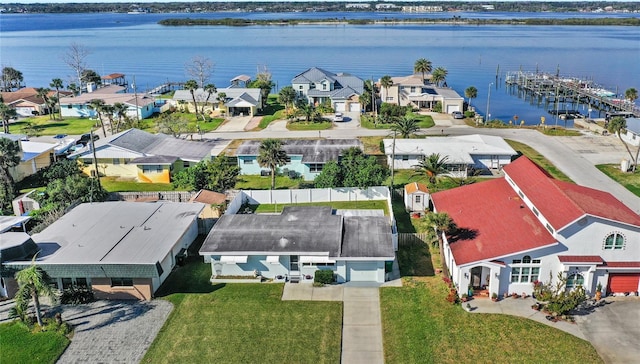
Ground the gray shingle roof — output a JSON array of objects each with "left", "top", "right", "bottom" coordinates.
[
  {"left": 292, "top": 67, "right": 364, "bottom": 96},
  {"left": 341, "top": 216, "right": 395, "bottom": 258},
  {"left": 235, "top": 139, "right": 362, "bottom": 164}
]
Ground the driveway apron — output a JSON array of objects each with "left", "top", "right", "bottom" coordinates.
[{"left": 341, "top": 287, "right": 384, "bottom": 364}]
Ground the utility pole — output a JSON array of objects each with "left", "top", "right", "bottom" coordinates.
[
  {"left": 90, "top": 128, "right": 101, "bottom": 199},
  {"left": 390, "top": 130, "right": 397, "bottom": 198},
  {"left": 485, "top": 82, "right": 493, "bottom": 123},
  {"left": 132, "top": 75, "right": 140, "bottom": 124}
]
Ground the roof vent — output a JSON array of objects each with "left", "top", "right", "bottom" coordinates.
[{"left": 144, "top": 226, "right": 151, "bottom": 230}]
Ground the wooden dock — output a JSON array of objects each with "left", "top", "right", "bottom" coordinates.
[
  {"left": 505, "top": 71, "right": 639, "bottom": 119},
  {"left": 146, "top": 82, "right": 185, "bottom": 95}
]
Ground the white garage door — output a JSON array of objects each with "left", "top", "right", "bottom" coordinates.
[
  {"left": 348, "top": 262, "right": 379, "bottom": 282},
  {"left": 446, "top": 105, "right": 460, "bottom": 113},
  {"left": 334, "top": 102, "right": 346, "bottom": 112},
  {"left": 349, "top": 103, "right": 361, "bottom": 112}
]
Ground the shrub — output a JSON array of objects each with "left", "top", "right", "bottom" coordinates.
[
  {"left": 464, "top": 110, "right": 475, "bottom": 118},
  {"left": 314, "top": 269, "right": 334, "bottom": 285},
  {"left": 60, "top": 287, "right": 94, "bottom": 305}
]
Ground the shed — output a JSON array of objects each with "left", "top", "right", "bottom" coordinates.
[{"left": 404, "top": 182, "right": 429, "bottom": 215}]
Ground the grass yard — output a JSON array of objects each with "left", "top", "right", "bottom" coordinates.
[
  {"left": 287, "top": 120, "right": 332, "bottom": 131},
  {"left": 99, "top": 177, "right": 181, "bottom": 192},
  {"left": 0, "top": 322, "right": 70, "bottom": 364},
  {"left": 234, "top": 175, "right": 314, "bottom": 190},
  {"left": 361, "top": 113, "right": 435, "bottom": 130},
  {"left": 381, "top": 242, "right": 602, "bottom": 363},
  {"left": 145, "top": 260, "right": 342, "bottom": 364},
  {"left": 537, "top": 127, "right": 582, "bottom": 136},
  {"left": 505, "top": 139, "right": 573, "bottom": 182},
  {"left": 9, "top": 116, "right": 98, "bottom": 135},
  {"left": 596, "top": 164, "right": 640, "bottom": 197},
  {"left": 253, "top": 200, "right": 389, "bottom": 215}
]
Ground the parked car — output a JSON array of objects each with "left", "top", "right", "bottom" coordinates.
[
  {"left": 333, "top": 113, "right": 344, "bottom": 122},
  {"left": 452, "top": 111, "right": 464, "bottom": 119},
  {"left": 53, "top": 134, "right": 68, "bottom": 139},
  {"left": 76, "top": 133, "right": 99, "bottom": 145}
]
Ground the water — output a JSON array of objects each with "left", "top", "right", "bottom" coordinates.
[{"left": 1, "top": 11, "right": 639, "bottom": 125}]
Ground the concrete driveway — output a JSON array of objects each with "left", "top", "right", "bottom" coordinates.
[{"left": 574, "top": 298, "right": 640, "bottom": 364}]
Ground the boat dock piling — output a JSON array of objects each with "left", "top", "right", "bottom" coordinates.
[{"left": 505, "top": 71, "right": 639, "bottom": 120}]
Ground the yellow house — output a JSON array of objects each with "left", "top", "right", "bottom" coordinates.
[
  {"left": 2, "top": 135, "right": 55, "bottom": 182},
  {"left": 70, "top": 128, "right": 225, "bottom": 183}
]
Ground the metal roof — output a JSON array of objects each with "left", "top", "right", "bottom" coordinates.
[
  {"left": 236, "top": 139, "right": 362, "bottom": 163},
  {"left": 0, "top": 216, "right": 31, "bottom": 233},
  {"left": 23, "top": 202, "right": 204, "bottom": 266}
]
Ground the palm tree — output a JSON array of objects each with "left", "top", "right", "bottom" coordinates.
[
  {"left": 607, "top": 116, "right": 639, "bottom": 172},
  {"left": 36, "top": 87, "right": 52, "bottom": 119},
  {"left": 380, "top": 75, "right": 393, "bottom": 103},
  {"left": 421, "top": 212, "right": 456, "bottom": 270},
  {"left": 11, "top": 259, "right": 57, "bottom": 327},
  {"left": 88, "top": 99, "right": 107, "bottom": 137},
  {"left": 0, "top": 136, "right": 21, "bottom": 203},
  {"left": 184, "top": 79, "right": 199, "bottom": 117},
  {"left": 0, "top": 102, "right": 17, "bottom": 133},
  {"left": 625, "top": 88, "right": 638, "bottom": 104},
  {"left": 216, "top": 92, "right": 227, "bottom": 115},
  {"left": 257, "top": 138, "right": 288, "bottom": 190},
  {"left": 431, "top": 67, "right": 448, "bottom": 87},
  {"left": 203, "top": 83, "right": 217, "bottom": 119},
  {"left": 390, "top": 115, "right": 419, "bottom": 138},
  {"left": 101, "top": 104, "right": 115, "bottom": 134},
  {"left": 464, "top": 86, "right": 478, "bottom": 109},
  {"left": 278, "top": 86, "right": 297, "bottom": 113},
  {"left": 414, "top": 58, "right": 432, "bottom": 84},
  {"left": 112, "top": 102, "right": 128, "bottom": 133},
  {"left": 50, "top": 78, "right": 64, "bottom": 120},
  {"left": 413, "top": 153, "right": 450, "bottom": 184}
]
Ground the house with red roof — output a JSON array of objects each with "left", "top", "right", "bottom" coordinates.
[{"left": 431, "top": 156, "right": 640, "bottom": 298}]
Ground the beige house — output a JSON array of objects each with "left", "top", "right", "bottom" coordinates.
[
  {"left": 173, "top": 87, "right": 262, "bottom": 117},
  {"left": 379, "top": 74, "right": 464, "bottom": 114},
  {"left": 1, "top": 135, "right": 55, "bottom": 182}
]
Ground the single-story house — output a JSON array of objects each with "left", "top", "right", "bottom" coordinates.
[
  {"left": 1, "top": 87, "right": 71, "bottom": 116},
  {"left": 70, "top": 128, "right": 228, "bottom": 183},
  {"left": 384, "top": 134, "right": 517, "bottom": 177},
  {"left": 404, "top": 182, "right": 429, "bottom": 214},
  {"left": 59, "top": 84, "right": 156, "bottom": 120},
  {"left": 621, "top": 117, "right": 640, "bottom": 147},
  {"left": 172, "top": 87, "right": 262, "bottom": 117},
  {"left": 236, "top": 139, "right": 363, "bottom": 181},
  {"left": 199, "top": 206, "right": 395, "bottom": 283},
  {"left": 431, "top": 156, "right": 640, "bottom": 298},
  {"left": 1, "top": 134, "right": 55, "bottom": 182},
  {"left": 292, "top": 67, "right": 364, "bottom": 112},
  {"left": 2, "top": 201, "right": 205, "bottom": 300},
  {"left": 379, "top": 74, "right": 464, "bottom": 113}
]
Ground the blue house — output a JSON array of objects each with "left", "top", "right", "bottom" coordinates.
[
  {"left": 236, "top": 139, "right": 362, "bottom": 181},
  {"left": 59, "top": 85, "right": 156, "bottom": 120}
]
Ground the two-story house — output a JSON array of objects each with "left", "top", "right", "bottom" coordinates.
[
  {"left": 431, "top": 156, "right": 640, "bottom": 297},
  {"left": 379, "top": 74, "right": 464, "bottom": 113},
  {"left": 292, "top": 67, "right": 364, "bottom": 112}
]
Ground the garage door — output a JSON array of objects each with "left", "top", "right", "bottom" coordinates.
[
  {"left": 334, "top": 102, "right": 346, "bottom": 112},
  {"left": 608, "top": 273, "right": 640, "bottom": 293},
  {"left": 348, "top": 262, "right": 379, "bottom": 282},
  {"left": 446, "top": 105, "right": 460, "bottom": 114},
  {"left": 349, "top": 103, "right": 361, "bottom": 112}
]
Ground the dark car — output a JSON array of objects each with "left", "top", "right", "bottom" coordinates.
[
  {"left": 76, "top": 133, "right": 99, "bottom": 145},
  {"left": 53, "top": 134, "right": 68, "bottom": 139}
]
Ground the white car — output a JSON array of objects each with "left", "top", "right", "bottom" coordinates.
[{"left": 333, "top": 113, "right": 344, "bottom": 122}]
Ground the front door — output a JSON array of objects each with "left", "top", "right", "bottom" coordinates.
[
  {"left": 471, "top": 266, "right": 483, "bottom": 289},
  {"left": 290, "top": 255, "right": 299, "bottom": 272}
]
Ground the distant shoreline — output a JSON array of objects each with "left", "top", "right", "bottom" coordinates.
[{"left": 158, "top": 17, "right": 640, "bottom": 27}]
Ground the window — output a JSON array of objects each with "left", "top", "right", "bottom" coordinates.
[
  {"left": 142, "top": 165, "right": 164, "bottom": 173},
  {"left": 302, "top": 262, "right": 335, "bottom": 267},
  {"left": 604, "top": 232, "right": 625, "bottom": 250},
  {"left": 532, "top": 206, "right": 539, "bottom": 216},
  {"left": 566, "top": 273, "right": 584, "bottom": 289},
  {"left": 113, "top": 158, "right": 120, "bottom": 165},
  {"left": 243, "top": 159, "right": 253, "bottom": 164},
  {"left": 62, "top": 278, "right": 73, "bottom": 289},
  {"left": 410, "top": 86, "right": 416, "bottom": 93},
  {"left": 183, "top": 161, "right": 190, "bottom": 168},
  {"left": 285, "top": 157, "right": 291, "bottom": 163},
  {"left": 510, "top": 255, "right": 541, "bottom": 283},
  {"left": 401, "top": 155, "right": 409, "bottom": 161},
  {"left": 415, "top": 195, "right": 421, "bottom": 203},
  {"left": 309, "top": 163, "right": 323, "bottom": 172},
  {"left": 111, "top": 278, "right": 134, "bottom": 287}
]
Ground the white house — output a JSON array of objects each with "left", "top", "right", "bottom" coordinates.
[
  {"left": 172, "top": 87, "right": 262, "bottom": 117},
  {"left": 2, "top": 202, "right": 204, "bottom": 300},
  {"left": 378, "top": 74, "right": 464, "bottom": 113},
  {"left": 431, "top": 156, "right": 640, "bottom": 298},
  {"left": 384, "top": 134, "right": 517, "bottom": 177},
  {"left": 199, "top": 205, "right": 395, "bottom": 284},
  {"left": 621, "top": 117, "right": 640, "bottom": 147},
  {"left": 292, "top": 67, "right": 364, "bottom": 112},
  {"left": 404, "top": 182, "right": 429, "bottom": 215}
]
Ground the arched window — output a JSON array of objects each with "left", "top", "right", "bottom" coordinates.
[
  {"left": 566, "top": 273, "right": 584, "bottom": 289},
  {"left": 522, "top": 256, "right": 531, "bottom": 264},
  {"left": 603, "top": 233, "right": 625, "bottom": 250}
]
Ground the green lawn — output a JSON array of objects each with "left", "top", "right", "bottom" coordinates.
[
  {"left": 145, "top": 262, "right": 342, "bottom": 364},
  {"left": 361, "top": 114, "right": 434, "bottom": 129},
  {"left": 234, "top": 175, "right": 314, "bottom": 190},
  {"left": 287, "top": 120, "right": 332, "bottom": 131},
  {"left": 537, "top": 127, "right": 582, "bottom": 136},
  {"left": 381, "top": 243, "right": 602, "bottom": 364},
  {"left": 505, "top": 139, "right": 573, "bottom": 182},
  {"left": 9, "top": 116, "right": 99, "bottom": 135},
  {"left": 0, "top": 322, "right": 70, "bottom": 364},
  {"left": 253, "top": 200, "right": 389, "bottom": 215},
  {"left": 597, "top": 164, "right": 640, "bottom": 197}
]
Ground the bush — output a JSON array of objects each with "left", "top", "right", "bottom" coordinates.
[
  {"left": 464, "top": 110, "right": 475, "bottom": 118},
  {"left": 60, "top": 287, "right": 94, "bottom": 305},
  {"left": 314, "top": 270, "right": 334, "bottom": 285}
]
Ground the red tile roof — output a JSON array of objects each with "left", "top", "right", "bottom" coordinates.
[
  {"left": 431, "top": 178, "right": 557, "bottom": 265},
  {"left": 404, "top": 182, "right": 429, "bottom": 195},
  {"left": 600, "top": 261, "right": 640, "bottom": 268},
  {"left": 503, "top": 156, "right": 640, "bottom": 229},
  {"left": 558, "top": 255, "right": 604, "bottom": 264}
]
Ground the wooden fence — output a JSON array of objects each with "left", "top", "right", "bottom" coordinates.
[{"left": 397, "top": 233, "right": 432, "bottom": 248}]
